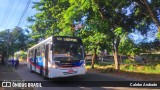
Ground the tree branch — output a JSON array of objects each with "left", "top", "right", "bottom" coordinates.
[
  {"left": 143, "top": 0, "right": 160, "bottom": 32},
  {"left": 134, "top": 0, "right": 160, "bottom": 32}
]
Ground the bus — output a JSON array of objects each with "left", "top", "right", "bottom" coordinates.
[{"left": 27, "top": 36, "right": 86, "bottom": 79}]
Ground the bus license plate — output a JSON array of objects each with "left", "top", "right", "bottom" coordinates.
[{"left": 68, "top": 69, "right": 74, "bottom": 73}]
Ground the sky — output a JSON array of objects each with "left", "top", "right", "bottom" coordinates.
[{"left": 0, "top": 0, "right": 38, "bottom": 32}]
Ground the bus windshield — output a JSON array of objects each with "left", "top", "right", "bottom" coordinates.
[{"left": 53, "top": 43, "right": 84, "bottom": 61}]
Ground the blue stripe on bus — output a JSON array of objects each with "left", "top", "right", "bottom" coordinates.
[
  {"left": 29, "top": 57, "right": 84, "bottom": 68},
  {"left": 28, "top": 56, "right": 44, "bottom": 67},
  {"left": 73, "top": 61, "right": 84, "bottom": 66}
]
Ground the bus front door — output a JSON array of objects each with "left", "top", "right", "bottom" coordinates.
[{"left": 45, "top": 44, "right": 49, "bottom": 76}]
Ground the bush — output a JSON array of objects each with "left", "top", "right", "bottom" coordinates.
[
  {"left": 156, "top": 64, "right": 160, "bottom": 70},
  {"left": 123, "top": 59, "right": 136, "bottom": 64},
  {"left": 121, "top": 64, "right": 135, "bottom": 71},
  {"left": 144, "top": 66, "right": 153, "bottom": 72},
  {"left": 136, "top": 66, "right": 145, "bottom": 71},
  {"left": 128, "top": 65, "right": 135, "bottom": 71}
]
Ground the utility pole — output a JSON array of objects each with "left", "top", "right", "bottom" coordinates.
[{"left": 6, "top": 29, "right": 10, "bottom": 61}]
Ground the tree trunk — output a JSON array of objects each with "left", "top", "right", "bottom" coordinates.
[
  {"left": 113, "top": 48, "right": 119, "bottom": 70},
  {"left": 112, "top": 38, "right": 120, "bottom": 70},
  {"left": 91, "top": 48, "right": 96, "bottom": 69}
]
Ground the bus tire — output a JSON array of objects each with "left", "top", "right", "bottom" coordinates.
[
  {"left": 40, "top": 66, "right": 43, "bottom": 76},
  {"left": 30, "top": 65, "right": 33, "bottom": 73},
  {"left": 42, "top": 69, "right": 48, "bottom": 80}
]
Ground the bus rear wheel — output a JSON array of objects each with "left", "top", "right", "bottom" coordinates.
[
  {"left": 41, "top": 69, "right": 48, "bottom": 80},
  {"left": 30, "top": 65, "right": 33, "bottom": 73}
]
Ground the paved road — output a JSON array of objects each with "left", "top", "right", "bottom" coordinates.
[
  {"left": 13, "top": 62, "right": 160, "bottom": 90},
  {"left": 16, "top": 61, "right": 135, "bottom": 81}
]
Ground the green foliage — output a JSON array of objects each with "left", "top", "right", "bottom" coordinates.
[
  {"left": 114, "top": 27, "right": 123, "bottom": 36},
  {"left": 120, "top": 64, "right": 160, "bottom": 74},
  {"left": 133, "top": 0, "right": 160, "bottom": 35},
  {"left": 155, "top": 64, "right": 160, "bottom": 70},
  {"left": 123, "top": 59, "right": 135, "bottom": 64},
  {"left": 14, "top": 50, "right": 27, "bottom": 58},
  {"left": 28, "top": 0, "right": 70, "bottom": 39},
  {"left": 138, "top": 40, "right": 160, "bottom": 53},
  {"left": 156, "top": 32, "right": 160, "bottom": 40},
  {"left": 128, "top": 65, "right": 135, "bottom": 71},
  {"left": 28, "top": 0, "right": 160, "bottom": 70},
  {"left": 86, "top": 61, "right": 160, "bottom": 73},
  {"left": 0, "top": 30, "right": 8, "bottom": 54},
  {"left": 119, "top": 38, "right": 140, "bottom": 56},
  {"left": 144, "top": 66, "right": 154, "bottom": 72},
  {"left": 78, "top": 28, "right": 107, "bottom": 54},
  {"left": 0, "top": 27, "right": 30, "bottom": 57},
  {"left": 29, "top": 0, "right": 160, "bottom": 50},
  {"left": 19, "top": 51, "right": 27, "bottom": 58}
]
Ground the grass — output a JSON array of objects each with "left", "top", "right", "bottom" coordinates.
[
  {"left": 86, "top": 60, "right": 160, "bottom": 74},
  {"left": 120, "top": 64, "right": 160, "bottom": 74},
  {"left": 86, "top": 62, "right": 160, "bottom": 81}
]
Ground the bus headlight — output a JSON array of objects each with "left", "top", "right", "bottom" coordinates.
[
  {"left": 80, "top": 60, "right": 85, "bottom": 67},
  {"left": 81, "top": 63, "right": 86, "bottom": 67},
  {"left": 51, "top": 64, "right": 56, "bottom": 68},
  {"left": 48, "top": 63, "right": 57, "bottom": 68}
]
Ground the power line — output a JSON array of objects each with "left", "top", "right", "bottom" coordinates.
[
  {"left": 5, "top": 0, "right": 22, "bottom": 28},
  {"left": 21, "top": 0, "right": 38, "bottom": 27},
  {"left": 22, "top": 0, "right": 39, "bottom": 34},
  {"left": 0, "top": 0, "right": 37, "bottom": 31},
  {"left": 3, "top": 0, "right": 15, "bottom": 29},
  {"left": 0, "top": 0, "right": 12, "bottom": 29},
  {"left": 17, "top": 0, "right": 31, "bottom": 27},
  {"left": 21, "top": 0, "right": 33, "bottom": 27}
]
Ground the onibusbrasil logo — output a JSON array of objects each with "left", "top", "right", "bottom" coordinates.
[{"left": 2, "top": 80, "right": 42, "bottom": 87}]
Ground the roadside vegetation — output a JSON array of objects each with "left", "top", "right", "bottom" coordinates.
[
  {"left": 86, "top": 59, "right": 160, "bottom": 74},
  {"left": 86, "top": 54, "right": 160, "bottom": 81}
]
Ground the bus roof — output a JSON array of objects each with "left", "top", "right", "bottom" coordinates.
[
  {"left": 28, "top": 36, "right": 82, "bottom": 51},
  {"left": 28, "top": 36, "right": 52, "bottom": 50}
]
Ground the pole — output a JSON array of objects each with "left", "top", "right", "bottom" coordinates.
[{"left": 6, "top": 29, "right": 10, "bottom": 61}]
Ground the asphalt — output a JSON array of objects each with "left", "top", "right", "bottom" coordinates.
[
  {"left": 0, "top": 64, "right": 21, "bottom": 80},
  {"left": 0, "top": 63, "right": 33, "bottom": 90},
  {"left": 0, "top": 61, "right": 159, "bottom": 90}
]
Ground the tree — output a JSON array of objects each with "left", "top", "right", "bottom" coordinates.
[
  {"left": 133, "top": 0, "right": 160, "bottom": 32},
  {"left": 138, "top": 38, "right": 160, "bottom": 53},
  {"left": 28, "top": 0, "right": 70, "bottom": 39},
  {"left": 119, "top": 37, "right": 140, "bottom": 56},
  {"left": 30, "top": 0, "right": 160, "bottom": 70},
  {"left": 78, "top": 27, "right": 107, "bottom": 68},
  {"left": 58, "top": 0, "right": 138, "bottom": 70},
  {"left": 0, "top": 30, "right": 8, "bottom": 58},
  {"left": 0, "top": 27, "right": 30, "bottom": 58},
  {"left": 129, "top": 0, "right": 160, "bottom": 39}
]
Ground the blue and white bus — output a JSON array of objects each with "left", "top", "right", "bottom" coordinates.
[{"left": 27, "top": 36, "right": 86, "bottom": 79}]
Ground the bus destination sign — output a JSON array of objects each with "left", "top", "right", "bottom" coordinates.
[{"left": 56, "top": 37, "right": 78, "bottom": 42}]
